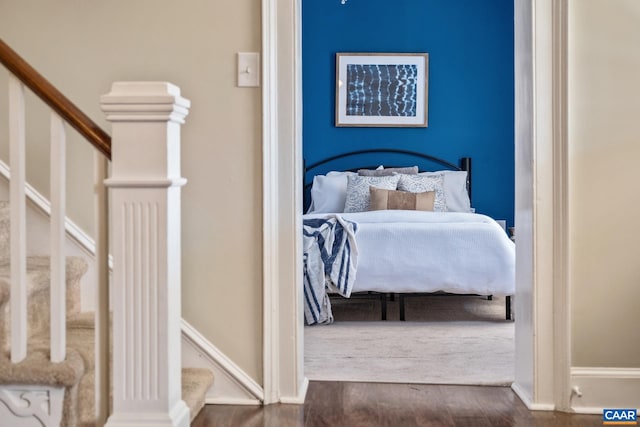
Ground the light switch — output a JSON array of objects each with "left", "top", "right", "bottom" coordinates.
[{"left": 237, "top": 52, "right": 260, "bottom": 87}]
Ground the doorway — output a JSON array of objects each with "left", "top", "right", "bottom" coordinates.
[
  {"left": 261, "top": 0, "right": 569, "bottom": 409},
  {"left": 300, "top": 1, "right": 516, "bottom": 385}
]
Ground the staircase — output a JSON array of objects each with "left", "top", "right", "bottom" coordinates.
[
  {"left": 0, "top": 239, "right": 214, "bottom": 425},
  {"left": 0, "top": 39, "right": 214, "bottom": 426}
]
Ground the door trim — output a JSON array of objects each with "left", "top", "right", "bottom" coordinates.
[{"left": 262, "top": 0, "right": 570, "bottom": 408}]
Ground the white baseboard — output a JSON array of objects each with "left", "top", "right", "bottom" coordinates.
[
  {"left": 511, "top": 367, "right": 640, "bottom": 413},
  {"left": 181, "top": 319, "right": 264, "bottom": 405},
  {"left": 205, "top": 397, "right": 261, "bottom": 405},
  {"left": 511, "top": 382, "right": 556, "bottom": 411},
  {"left": 279, "top": 377, "right": 308, "bottom": 404},
  {"left": 570, "top": 367, "right": 640, "bottom": 413}
]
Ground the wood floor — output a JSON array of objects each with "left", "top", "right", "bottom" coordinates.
[{"left": 192, "top": 381, "right": 603, "bottom": 426}]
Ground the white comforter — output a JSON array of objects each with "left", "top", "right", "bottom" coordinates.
[{"left": 303, "top": 211, "right": 515, "bottom": 296}]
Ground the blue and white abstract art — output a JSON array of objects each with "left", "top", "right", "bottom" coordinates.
[
  {"left": 346, "top": 64, "right": 418, "bottom": 117},
  {"left": 336, "top": 53, "right": 428, "bottom": 127}
]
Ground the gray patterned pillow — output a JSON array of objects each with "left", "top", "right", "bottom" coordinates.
[
  {"left": 358, "top": 166, "right": 419, "bottom": 176},
  {"left": 397, "top": 174, "right": 447, "bottom": 211},
  {"left": 344, "top": 175, "right": 401, "bottom": 212}
]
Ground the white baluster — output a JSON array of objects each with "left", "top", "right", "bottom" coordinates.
[
  {"left": 8, "top": 75, "right": 27, "bottom": 363},
  {"left": 93, "top": 152, "right": 110, "bottom": 425},
  {"left": 50, "top": 113, "right": 66, "bottom": 363}
]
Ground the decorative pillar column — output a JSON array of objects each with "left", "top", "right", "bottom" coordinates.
[{"left": 101, "top": 82, "right": 190, "bottom": 427}]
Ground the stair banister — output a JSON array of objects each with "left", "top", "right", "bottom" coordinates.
[
  {"left": 0, "top": 38, "right": 111, "bottom": 159},
  {"left": 1, "top": 37, "right": 112, "bottom": 424},
  {"left": 2, "top": 38, "right": 194, "bottom": 426},
  {"left": 101, "top": 82, "right": 191, "bottom": 427}
]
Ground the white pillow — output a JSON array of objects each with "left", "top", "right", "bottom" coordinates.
[
  {"left": 418, "top": 170, "right": 472, "bottom": 213},
  {"left": 397, "top": 174, "right": 446, "bottom": 211},
  {"left": 343, "top": 175, "right": 401, "bottom": 213},
  {"left": 308, "top": 171, "right": 356, "bottom": 213}
]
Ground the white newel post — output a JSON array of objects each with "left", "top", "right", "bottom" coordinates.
[{"left": 101, "top": 82, "right": 191, "bottom": 427}]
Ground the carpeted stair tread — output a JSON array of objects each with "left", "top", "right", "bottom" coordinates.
[
  {"left": 0, "top": 255, "right": 89, "bottom": 314},
  {"left": 0, "top": 278, "right": 8, "bottom": 346},
  {"left": 76, "top": 367, "right": 214, "bottom": 425},
  {"left": 0, "top": 201, "right": 9, "bottom": 263},
  {"left": 0, "top": 348, "right": 85, "bottom": 427},
  {"left": 0, "top": 348, "right": 84, "bottom": 387},
  {"left": 0, "top": 254, "right": 88, "bottom": 271},
  {"left": 67, "top": 311, "right": 99, "bottom": 330},
  {"left": 0, "top": 278, "right": 8, "bottom": 307},
  {"left": 182, "top": 367, "right": 215, "bottom": 421},
  {"left": 60, "top": 313, "right": 213, "bottom": 424},
  {"left": 0, "top": 255, "right": 88, "bottom": 345}
]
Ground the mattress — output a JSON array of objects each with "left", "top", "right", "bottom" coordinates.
[{"left": 303, "top": 210, "right": 515, "bottom": 296}]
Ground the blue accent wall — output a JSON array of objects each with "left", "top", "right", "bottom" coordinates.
[{"left": 303, "top": 0, "right": 515, "bottom": 225}]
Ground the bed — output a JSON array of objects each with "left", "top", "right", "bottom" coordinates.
[{"left": 302, "top": 149, "right": 515, "bottom": 325}]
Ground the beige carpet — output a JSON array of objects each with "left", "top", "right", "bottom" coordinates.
[{"left": 305, "top": 294, "right": 514, "bottom": 386}]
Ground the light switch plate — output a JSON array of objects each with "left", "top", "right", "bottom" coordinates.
[{"left": 237, "top": 52, "right": 260, "bottom": 87}]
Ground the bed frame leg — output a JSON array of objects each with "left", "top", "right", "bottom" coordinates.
[
  {"left": 506, "top": 296, "right": 512, "bottom": 320},
  {"left": 399, "top": 294, "right": 406, "bottom": 321},
  {"left": 380, "top": 293, "right": 387, "bottom": 321}
]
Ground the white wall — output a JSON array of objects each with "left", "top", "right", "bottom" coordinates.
[
  {"left": 567, "top": 0, "right": 640, "bottom": 412},
  {"left": 0, "top": 0, "right": 264, "bottom": 382},
  {"left": 568, "top": 0, "right": 640, "bottom": 370}
]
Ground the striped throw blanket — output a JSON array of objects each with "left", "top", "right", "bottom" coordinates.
[{"left": 303, "top": 215, "right": 358, "bottom": 325}]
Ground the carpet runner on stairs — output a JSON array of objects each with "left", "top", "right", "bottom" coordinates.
[{"left": 0, "top": 201, "right": 214, "bottom": 425}]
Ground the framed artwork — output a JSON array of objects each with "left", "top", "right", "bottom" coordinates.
[{"left": 335, "top": 52, "right": 429, "bottom": 127}]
